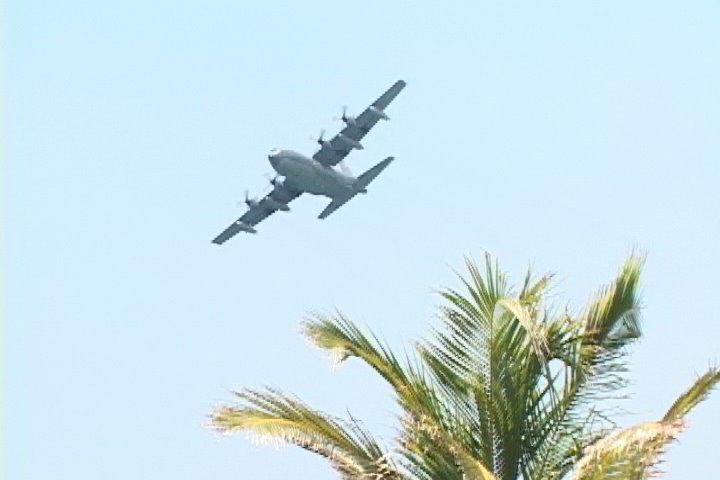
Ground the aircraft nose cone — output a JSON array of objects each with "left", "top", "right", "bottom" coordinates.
[{"left": 268, "top": 148, "right": 281, "bottom": 168}]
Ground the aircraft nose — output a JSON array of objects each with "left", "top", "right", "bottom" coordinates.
[{"left": 268, "top": 149, "right": 280, "bottom": 168}]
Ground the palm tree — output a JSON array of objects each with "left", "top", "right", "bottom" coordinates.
[{"left": 209, "top": 254, "right": 718, "bottom": 479}]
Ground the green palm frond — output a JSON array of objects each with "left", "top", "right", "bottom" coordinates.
[
  {"left": 417, "top": 255, "right": 569, "bottom": 480},
  {"left": 663, "top": 366, "right": 720, "bottom": 422},
  {"left": 580, "top": 254, "right": 644, "bottom": 347},
  {"left": 497, "top": 296, "right": 550, "bottom": 361},
  {"left": 210, "top": 388, "right": 406, "bottom": 480},
  {"left": 302, "top": 313, "right": 420, "bottom": 408},
  {"left": 529, "top": 254, "right": 646, "bottom": 479},
  {"left": 571, "top": 253, "right": 645, "bottom": 398},
  {"left": 399, "top": 413, "right": 496, "bottom": 480},
  {"left": 303, "top": 312, "right": 486, "bottom": 479}
]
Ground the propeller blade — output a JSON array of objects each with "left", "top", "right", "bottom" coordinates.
[
  {"left": 265, "top": 173, "right": 283, "bottom": 188},
  {"left": 333, "top": 106, "right": 349, "bottom": 123},
  {"left": 310, "top": 129, "right": 326, "bottom": 144}
]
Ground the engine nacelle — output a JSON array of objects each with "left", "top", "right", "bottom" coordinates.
[
  {"left": 235, "top": 221, "right": 257, "bottom": 234},
  {"left": 268, "top": 175, "right": 285, "bottom": 190},
  {"left": 369, "top": 106, "right": 389, "bottom": 120},
  {"left": 338, "top": 134, "right": 364, "bottom": 150},
  {"left": 264, "top": 197, "right": 290, "bottom": 212}
]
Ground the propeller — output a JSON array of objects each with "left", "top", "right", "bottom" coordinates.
[
  {"left": 264, "top": 173, "right": 283, "bottom": 189},
  {"left": 311, "top": 129, "right": 331, "bottom": 151},
  {"left": 334, "top": 106, "right": 356, "bottom": 126},
  {"left": 261, "top": 174, "right": 291, "bottom": 212},
  {"left": 238, "top": 189, "right": 259, "bottom": 209}
]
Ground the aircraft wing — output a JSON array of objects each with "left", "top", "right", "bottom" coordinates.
[
  {"left": 212, "top": 185, "right": 302, "bottom": 244},
  {"left": 313, "top": 80, "right": 406, "bottom": 167}
]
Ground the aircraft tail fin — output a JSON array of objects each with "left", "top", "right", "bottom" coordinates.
[{"left": 318, "top": 157, "right": 394, "bottom": 220}]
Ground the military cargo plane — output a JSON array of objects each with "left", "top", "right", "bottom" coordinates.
[{"left": 212, "top": 80, "right": 405, "bottom": 245}]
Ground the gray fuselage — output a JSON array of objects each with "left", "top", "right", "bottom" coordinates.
[{"left": 268, "top": 149, "right": 355, "bottom": 199}]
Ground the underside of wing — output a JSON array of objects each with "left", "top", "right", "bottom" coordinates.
[
  {"left": 313, "top": 80, "right": 406, "bottom": 167},
  {"left": 212, "top": 186, "right": 302, "bottom": 244}
]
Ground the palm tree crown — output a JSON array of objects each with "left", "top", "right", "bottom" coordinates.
[{"left": 210, "top": 254, "right": 718, "bottom": 479}]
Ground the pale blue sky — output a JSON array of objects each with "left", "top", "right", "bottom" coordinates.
[{"left": 5, "top": 1, "right": 719, "bottom": 478}]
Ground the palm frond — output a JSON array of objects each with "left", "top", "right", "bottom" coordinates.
[
  {"left": 580, "top": 253, "right": 644, "bottom": 348},
  {"left": 302, "top": 313, "right": 416, "bottom": 405},
  {"left": 570, "top": 420, "right": 684, "bottom": 480},
  {"left": 662, "top": 366, "right": 720, "bottom": 422},
  {"left": 399, "top": 404, "right": 498, "bottom": 480},
  {"left": 304, "top": 308, "right": 503, "bottom": 479},
  {"left": 497, "top": 296, "right": 549, "bottom": 361},
  {"left": 419, "top": 255, "right": 567, "bottom": 480},
  {"left": 429, "top": 256, "right": 509, "bottom": 473},
  {"left": 571, "top": 365, "right": 720, "bottom": 480},
  {"left": 210, "top": 388, "right": 406, "bottom": 480},
  {"left": 523, "top": 254, "right": 645, "bottom": 480},
  {"left": 303, "top": 312, "right": 473, "bottom": 478},
  {"left": 452, "top": 448, "right": 499, "bottom": 480}
]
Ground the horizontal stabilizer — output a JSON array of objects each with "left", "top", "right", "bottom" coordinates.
[
  {"left": 355, "top": 156, "right": 393, "bottom": 190},
  {"left": 318, "top": 197, "right": 352, "bottom": 220},
  {"left": 318, "top": 156, "right": 394, "bottom": 220}
]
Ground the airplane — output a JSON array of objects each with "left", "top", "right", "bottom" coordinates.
[{"left": 211, "top": 79, "right": 406, "bottom": 245}]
